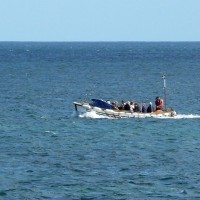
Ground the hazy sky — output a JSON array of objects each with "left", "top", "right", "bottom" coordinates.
[{"left": 0, "top": 0, "right": 200, "bottom": 41}]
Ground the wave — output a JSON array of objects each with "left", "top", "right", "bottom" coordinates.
[{"left": 45, "top": 130, "right": 57, "bottom": 135}]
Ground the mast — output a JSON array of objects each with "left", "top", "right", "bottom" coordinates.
[{"left": 162, "top": 74, "right": 167, "bottom": 110}]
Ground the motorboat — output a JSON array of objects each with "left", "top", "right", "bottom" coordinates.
[
  {"left": 73, "top": 75, "right": 176, "bottom": 118},
  {"left": 73, "top": 98, "right": 176, "bottom": 118}
]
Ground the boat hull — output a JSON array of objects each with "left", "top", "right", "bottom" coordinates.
[{"left": 73, "top": 102, "right": 176, "bottom": 118}]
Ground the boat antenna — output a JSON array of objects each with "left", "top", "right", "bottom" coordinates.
[{"left": 162, "top": 74, "right": 167, "bottom": 110}]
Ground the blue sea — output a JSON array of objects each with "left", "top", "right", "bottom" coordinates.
[{"left": 0, "top": 42, "right": 200, "bottom": 199}]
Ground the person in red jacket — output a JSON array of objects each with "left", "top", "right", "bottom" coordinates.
[{"left": 155, "top": 97, "right": 163, "bottom": 110}]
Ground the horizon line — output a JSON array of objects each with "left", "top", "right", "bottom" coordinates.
[{"left": 0, "top": 40, "right": 200, "bottom": 43}]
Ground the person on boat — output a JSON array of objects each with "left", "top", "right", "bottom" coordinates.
[
  {"left": 142, "top": 103, "right": 146, "bottom": 113},
  {"left": 118, "top": 100, "right": 125, "bottom": 110},
  {"left": 124, "top": 101, "right": 131, "bottom": 110},
  {"left": 113, "top": 101, "right": 119, "bottom": 110},
  {"left": 134, "top": 102, "right": 140, "bottom": 112},
  {"left": 160, "top": 99, "right": 164, "bottom": 109},
  {"left": 130, "top": 101, "right": 135, "bottom": 112},
  {"left": 147, "top": 102, "right": 154, "bottom": 113},
  {"left": 155, "top": 97, "right": 163, "bottom": 110}
]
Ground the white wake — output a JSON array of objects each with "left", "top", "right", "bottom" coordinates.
[
  {"left": 173, "top": 114, "right": 200, "bottom": 119},
  {"left": 72, "top": 110, "right": 111, "bottom": 119}
]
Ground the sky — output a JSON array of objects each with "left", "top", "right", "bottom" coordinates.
[{"left": 0, "top": 0, "right": 200, "bottom": 42}]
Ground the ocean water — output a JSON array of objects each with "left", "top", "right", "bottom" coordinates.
[{"left": 0, "top": 42, "right": 200, "bottom": 199}]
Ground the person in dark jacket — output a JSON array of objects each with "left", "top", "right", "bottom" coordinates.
[
  {"left": 124, "top": 101, "right": 131, "bottom": 110},
  {"left": 118, "top": 100, "right": 125, "bottom": 110},
  {"left": 147, "top": 102, "right": 154, "bottom": 113},
  {"left": 142, "top": 103, "right": 146, "bottom": 113},
  {"left": 134, "top": 102, "right": 140, "bottom": 112}
]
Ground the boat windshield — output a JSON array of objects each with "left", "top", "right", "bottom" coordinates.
[{"left": 90, "top": 99, "right": 115, "bottom": 109}]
